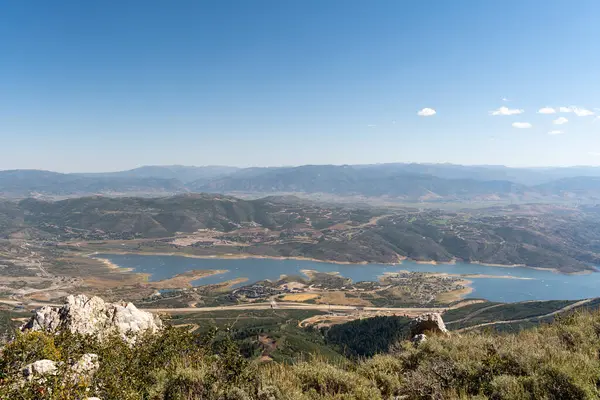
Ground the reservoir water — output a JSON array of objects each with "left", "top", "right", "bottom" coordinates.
[{"left": 95, "top": 254, "right": 600, "bottom": 303}]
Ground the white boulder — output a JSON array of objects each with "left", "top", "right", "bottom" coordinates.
[
  {"left": 71, "top": 353, "right": 99, "bottom": 377},
  {"left": 22, "top": 360, "right": 57, "bottom": 380},
  {"left": 411, "top": 333, "right": 428, "bottom": 346},
  {"left": 22, "top": 294, "right": 162, "bottom": 342},
  {"left": 410, "top": 312, "right": 449, "bottom": 337}
]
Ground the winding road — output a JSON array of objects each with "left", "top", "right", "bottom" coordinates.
[
  {"left": 456, "top": 298, "right": 595, "bottom": 332},
  {"left": 0, "top": 298, "right": 446, "bottom": 314},
  {"left": 2, "top": 298, "right": 595, "bottom": 329}
]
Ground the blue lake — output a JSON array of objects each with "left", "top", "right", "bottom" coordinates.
[{"left": 95, "top": 254, "right": 600, "bottom": 303}]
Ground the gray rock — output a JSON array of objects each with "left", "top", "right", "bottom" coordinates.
[
  {"left": 22, "top": 294, "right": 162, "bottom": 342},
  {"left": 72, "top": 353, "right": 99, "bottom": 377},
  {"left": 22, "top": 359, "right": 57, "bottom": 380},
  {"left": 410, "top": 312, "right": 448, "bottom": 337},
  {"left": 411, "top": 333, "right": 428, "bottom": 346}
]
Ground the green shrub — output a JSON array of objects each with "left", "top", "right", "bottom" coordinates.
[
  {"left": 488, "top": 375, "right": 528, "bottom": 400},
  {"left": 356, "top": 355, "right": 403, "bottom": 398},
  {"left": 293, "top": 361, "right": 381, "bottom": 399},
  {"left": 2, "top": 310, "right": 600, "bottom": 399},
  {"left": 0, "top": 331, "right": 61, "bottom": 377}
]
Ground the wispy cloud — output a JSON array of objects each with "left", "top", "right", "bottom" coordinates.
[
  {"left": 538, "top": 107, "right": 556, "bottom": 114},
  {"left": 572, "top": 107, "right": 594, "bottom": 117},
  {"left": 512, "top": 122, "right": 532, "bottom": 129},
  {"left": 553, "top": 117, "right": 568, "bottom": 125},
  {"left": 502, "top": 97, "right": 510, "bottom": 102},
  {"left": 367, "top": 124, "right": 377, "bottom": 128},
  {"left": 548, "top": 130, "right": 564, "bottom": 135},
  {"left": 589, "top": 152, "right": 600, "bottom": 157},
  {"left": 490, "top": 106, "right": 524, "bottom": 116},
  {"left": 417, "top": 108, "right": 436, "bottom": 117},
  {"left": 558, "top": 106, "right": 595, "bottom": 116}
]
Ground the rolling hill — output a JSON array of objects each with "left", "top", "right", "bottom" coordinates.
[
  {"left": 1, "top": 195, "right": 599, "bottom": 272},
  {"left": 0, "top": 170, "right": 187, "bottom": 198},
  {"left": 2, "top": 163, "right": 600, "bottom": 202}
]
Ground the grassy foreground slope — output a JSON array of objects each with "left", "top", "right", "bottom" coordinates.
[{"left": 3, "top": 309, "right": 600, "bottom": 399}]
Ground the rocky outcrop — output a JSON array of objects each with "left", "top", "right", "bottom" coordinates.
[
  {"left": 21, "top": 353, "right": 99, "bottom": 386},
  {"left": 22, "top": 294, "right": 162, "bottom": 342},
  {"left": 410, "top": 312, "right": 448, "bottom": 337},
  {"left": 411, "top": 333, "right": 428, "bottom": 346},
  {"left": 22, "top": 360, "right": 57, "bottom": 380},
  {"left": 71, "top": 353, "right": 99, "bottom": 378}
]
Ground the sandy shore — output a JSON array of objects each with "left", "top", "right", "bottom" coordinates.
[
  {"left": 301, "top": 269, "right": 342, "bottom": 280},
  {"left": 87, "top": 251, "right": 370, "bottom": 266},
  {"left": 93, "top": 256, "right": 136, "bottom": 273},
  {"left": 460, "top": 274, "right": 533, "bottom": 280},
  {"left": 90, "top": 254, "right": 228, "bottom": 286},
  {"left": 436, "top": 285, "right": 474, "bottom": 303},
  {"left": 469, "top": 261, "right": 595, "bottom": 275},
  {"left": 155, "top": 269, "right": 228, "bottom": 289},
  {"left": 86, "top": 250, "right": 592, "bottom": 276},
  {"left": 380, "top": 270, "right": 533, "bottom": 280}
]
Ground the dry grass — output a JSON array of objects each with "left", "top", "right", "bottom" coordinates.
[
  {"left": 4, "top": 309, "right": 600, "bottom": 399},
  {"left": 435, "top": 286, "right": 474, "bottom": 303},
  {"left": 282, "top": 293, "right": 320, "bottom": 302},
  {"left": 315, "top": 291, "right": 372, "bottom": 306}
]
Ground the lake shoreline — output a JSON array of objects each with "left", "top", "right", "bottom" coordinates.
[
  {"left": 86, "top": 250, "right": 594, "bottom": 276},
  {"left": 86, "top": 251, "right": 600, "bottom": 303}
]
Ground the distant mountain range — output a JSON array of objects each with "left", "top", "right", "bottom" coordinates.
[{"left": 2, "top": 164, "right": 600, "bottom": 202}]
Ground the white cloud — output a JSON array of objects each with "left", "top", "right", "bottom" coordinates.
[
  {"left": 558, "top": 106, "right": 595, "bottom": 116},
  {"left": 512, "top": 122, "right": 532, "bottom": 129},
  {"left": 572, "top": 107, "right": 594, "bottom": 117},
  {"left": 490, "top": 106, "right": 524, "bottom": 116},
  {"left": 589, "top": 152, "right": 600, "bottom": 157},
  {"left": 417, "top": 108, "right": 436, "bottom": 117},
  {"left": 367, "top": 124, "right": 377, "bottom": 128},
  {"left": 553, "top": 117, "right": 569, "bottom": 125},
  {"left": 538, "top": 107, "right": 556, "bottom": 114},
  {"left": 548, "top": 130, "right": 564, "bottom": 135},
  {"left": 502, "top": 97, "right": 509, "bottom": 102}
]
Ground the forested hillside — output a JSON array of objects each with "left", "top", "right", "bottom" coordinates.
[{"left": 1, "top": 196, "right": 599, "bottom": 272}]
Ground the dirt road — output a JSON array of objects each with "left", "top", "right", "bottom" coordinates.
[
  {"left": 0, "top": 298, "right": 446, "bottom": 314},
  {"left": 456, "top": 298, "right": 595, "bottom": 332},
  {"left": 145, "top": 303, "right": 448, "bottom": 314}
]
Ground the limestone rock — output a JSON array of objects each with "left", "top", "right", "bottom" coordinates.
[
  {"left": 22, "top": 294, "right": 162, "bottom": 342},
  {"left": 71, "top": 353, "right": 99, "bottom": 377},
  {"left": 410, "top": 312, "right": 448, "bottom": 337},
  {"left": 411, "top": 333, "right": 427, "bottom": 346},
  {"left": 22, "top": 360, "right": 57, "bottom": 380}
]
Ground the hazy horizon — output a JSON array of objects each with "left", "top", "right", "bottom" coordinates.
[
  {"left": 5, "top": 162, "right": 600, "bottom": 175},
  {"left": 2, "top": 1, "right": 600, "bottom": 171}
]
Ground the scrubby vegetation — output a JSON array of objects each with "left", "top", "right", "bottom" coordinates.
[
  {"left": 443, "top": 300, "right": 578, "bottom": 330},
  {"left": 3, "top": 309, "right": 600, "bottom": 399},
  {"left": 326, "top": 316, "right": 412, "bottom": 358}
]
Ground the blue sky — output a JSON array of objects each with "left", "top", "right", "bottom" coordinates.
[{"left": 1, "top": 0, "right": 599, "bottom": 172}]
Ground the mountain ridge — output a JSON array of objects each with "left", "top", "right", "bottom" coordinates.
[{"left": 2, "top": 163, "right": 600, "bottom": 202}]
